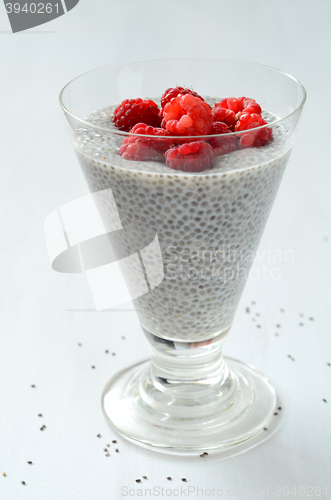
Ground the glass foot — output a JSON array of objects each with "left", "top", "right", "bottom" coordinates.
[{"left": 102, "top": 356, "right": 277, "bottom": 456}]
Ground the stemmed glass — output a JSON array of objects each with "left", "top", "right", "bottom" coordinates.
[{"left": 59, "top": 58, "right": 306, "bottom": 455}]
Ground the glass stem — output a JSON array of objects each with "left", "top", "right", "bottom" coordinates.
[{"left": 143, "top": 329, "right": 233, "bottom": 400}]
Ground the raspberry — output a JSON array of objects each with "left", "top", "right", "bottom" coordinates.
[
  {"left": 208, "top": 122, "right": 237, "bottom": 156},
  {"left": 161, "top": 86, "right": 205, "bottom": 110},
  {"left": 218, "top": 97, "right": 245, "bottom": 113},
  {"left": 210, "top": 122, "right": 229, "bottom": 134},
  {"left": 113, "top": 98, "right": 161, "bottom": 131},
  {"left": 162, "top": 94, "right": 213, "bottom": 136},
  {"left": 217, "top": 97, "right": 262, "bottom": 115},
  {"left": 242, "top": 98, "right": 262, "bottom": 115},
  {"left": 234, "top": 113, "right": 273, "bottom": 148},
  {"left": 212, "top": 107, "right": 236, "bottom": 129},
  {"left": 119, "top": 123, "right": 174, "bottom": 162},
  {"left": 165, "top": 141, "right": 214, "bottom": 172}
]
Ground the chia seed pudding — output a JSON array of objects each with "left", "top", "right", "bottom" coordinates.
[{"left": 75, "top": 98, "right": 292, "bottom": 342}]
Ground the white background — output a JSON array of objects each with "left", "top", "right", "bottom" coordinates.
[{"left": 0, "top": 1, "right": 330, "bottom": 499}]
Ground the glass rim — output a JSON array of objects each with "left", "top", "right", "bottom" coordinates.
[{"left": 59, "top": 56, "right": 307, "bottom": 140}]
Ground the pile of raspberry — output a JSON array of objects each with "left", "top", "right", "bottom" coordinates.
[{"left": 112, "top": 87, "right": 273, "bottom": 172}]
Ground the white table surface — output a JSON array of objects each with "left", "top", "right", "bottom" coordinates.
[{"left": 0, "top": 1, "right": 330, "bottom": 498}]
